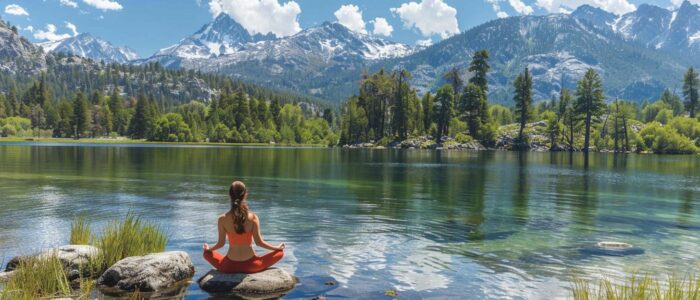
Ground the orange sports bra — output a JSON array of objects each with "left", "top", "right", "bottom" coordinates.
[{"left": 228, "top": 230, "right": 253, "bottom": 245}]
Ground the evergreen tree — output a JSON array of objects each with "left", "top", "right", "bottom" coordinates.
[
  {"left": 558, "top": 88, "right": 576, "bottom": 151},
  {"left": 71, "top": 92, "right": 90, "bottom": 139},
  {"left": 574, "top": 69, "right": 606, "bottom": 153},
  {"left": 434, "top": 85, "right": 454, "bottom": 143},
  {"left": 270, "top": 100, "right": 281, "bottom": 130},
  {"left": 421, "top": 92, "right": 433, "bottom": 133},
  {"left": 683, "top": 67, "right": 699, "bottom": 118},
  {"left": 513, "top": 67, "right": 532, "bottom": 143},
  {"left": 468, "top": 49, "right": 490, "bottom": 93},
  {"left": 127, "top": 95, "right": 154, "bottom": 139},
  {"left": 109, "top": 87, "right": 128, "bottom": 135},
  {"left": 0, "top": 93, "right": 7, "bottom": 118},
  {"left": 443, "top": 67, "right": 463, "bottom": 98},
  {"left": 392, "top": 70, "right": 411, "bottom": 140},
  {"left": 460, "top": 83, "right": 489, "bottom": 139}
]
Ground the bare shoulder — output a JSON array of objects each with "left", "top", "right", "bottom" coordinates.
[
  {"left": 248, "top": 212, "right": 259, "bottom": 222},
  {"left": 217, "top": 213, "right": 228, "bottom": 223}
]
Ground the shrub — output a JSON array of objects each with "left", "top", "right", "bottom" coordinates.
[
  {"left": 572, "top": 274, "right": 700, "bottom": 300},
  {"left": 455, "top": 132, "right": 474, "bottom": 143}
]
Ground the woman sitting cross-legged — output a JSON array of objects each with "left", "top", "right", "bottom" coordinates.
[{"left": 203, "top": 181, "right": 285, "bottom": 273}]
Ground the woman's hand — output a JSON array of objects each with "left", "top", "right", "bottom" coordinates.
[
  {"left": 202, "top": 243, "right": 211, "bottom": 252},
  {"left": 276, "top": 243, "right": 286, "bottom": 251}
]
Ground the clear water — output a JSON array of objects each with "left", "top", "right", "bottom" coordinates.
[{"left": 0, "top": 143, "right": 698, "bottom": 299}]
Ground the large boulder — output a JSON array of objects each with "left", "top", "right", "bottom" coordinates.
[
  {"left": 96, "top": 251, "right": 194, "bottom": 295},
  {"left": 198, "top": 268, "right": 297, "bottom": 299},
  {"left": 4, "top": 245, "right": 99, "bottom": 281}
]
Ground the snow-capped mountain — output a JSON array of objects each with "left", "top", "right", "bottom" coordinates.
[
  {"left": 38, "top": 33, "right": 138, "bottom": 63},
  {"left": 573, "top": 0, "right": 700, "bottom": 54},
  {"left": 144, "top": 15, "right": 415, "bottom": 99},
  {"left": 148, "top": 13, "right": 276, "bottom": 68}
]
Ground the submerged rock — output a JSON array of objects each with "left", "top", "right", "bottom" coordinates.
[
  {"left": 580, "top": 241, "right": 644, "bottom": 257},
  {"left": 97, "top": 251, "right": 194, "bottom": 295},
  {"left": 4, "top": 245, "right": 99, "bottom": 280},
  {"left": 198, "top": 268, "right": 297, "bottom": 299}
]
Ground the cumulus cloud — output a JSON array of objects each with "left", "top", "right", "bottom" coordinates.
[
  {"left": 391, "top": 0, "right": 459, "bottom": 39},
  {"left": 60, "top": 0, "right": 79, "bottom": 8},
  {"left": 534, "top": 0, "right": 636, "bottom": 15},
  {"left": 509, "top": 0, "right": 534, "bottom": 14},
  {"left": 334, "top": 4, "right": 367, "bottom": 34},
  {"left": 65, "top": 22, "right": 79, "bottom": 36},
  {"left": 34, "top": 22, "right": 79, "bottom": 41},
  {"left": 485, "top": 0, "right": 509, "bottom": 18},
  {"left": 5, "top": 4, "right": 29, "bottom": 16},
  {"left": 24, "top": 25, "right": 34, "bottom": 32},
  {"left": 371, "top": 17, "right": 393, "bottom": 36},
  {"left": 82, "top": 0, "right": 122, "bottom": 11},
  {"left": 209, "top": 0, "right": 302, "bottom": 37}
]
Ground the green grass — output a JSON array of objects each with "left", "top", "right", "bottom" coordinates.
[
  {"left": 572, "top": 274, "right": 700, "bottom": 300},
  {"left": 0, "top": 256, "right": 71, "bottom": 300},
  {"left": 93, "top": 213, "right": 168, "bottom": 272},
  {"left": 70, "top": 214, "right": 92, "bottom": 245},
  {"left": 0, "top": 136, "right": 328, "bottom": 147}
]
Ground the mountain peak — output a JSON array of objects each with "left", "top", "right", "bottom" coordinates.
[{"left": 38, "top": 33, "right": 139, "bottom": 63}]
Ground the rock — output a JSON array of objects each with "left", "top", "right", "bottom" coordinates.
[
  {"left": 0, "top": 270, "right": 14, "bottom": 282},
  {"left": 579, "top": 241, "right": 644, "bottom": 257},
  {"left": 5, "top": 245, "right": 99, "bottom": 280},
  {"left": 198, "top": 268, "right": 297, "bottom": 299},
  {"left": 97, "top": 251, "right": 194, "bottom": 294}
]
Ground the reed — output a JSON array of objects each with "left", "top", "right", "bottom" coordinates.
[
  {"left": 93, "top": 212, "right": 168, "bottom": 272},
  {"left": 69, "top": 214, "right": 92, "bottom": 245},
  {"left": 572, "top": 274, "right": 700, "bottom": 300},
  {"left": 0, "top": 256, "right": 70, "bottom": 300}
]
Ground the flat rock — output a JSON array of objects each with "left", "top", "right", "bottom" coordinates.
[
  {"left": 97, "top": 251, "right": 194, "bottom": 294},
  {"left": 198, "top": 268, "right": 297, "bottom": 299}
]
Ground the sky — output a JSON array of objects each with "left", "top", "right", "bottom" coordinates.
[{"left": 1, "top": 0, "right": 694, "bottom": 58}]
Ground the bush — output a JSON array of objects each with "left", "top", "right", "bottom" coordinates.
[
  {"left": 572, "top": 274, "right": 700, "bottom": 300},
  {"left": 455, "top": 132, "right": 474, "bottom": 143},
  {"left": 652, "top": 127, "right": 697, "bottom": 154}
]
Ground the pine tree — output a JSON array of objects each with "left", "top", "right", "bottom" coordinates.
[
  {"left": 422, "top": 92, "right": 434, "bottom": 133},
  {"left": 434, "top": 85, "right": 454, "bottom": 143},
  {"left": 71, "top": 92, "right": 90, "bottom": 139},
  {"left": 443, "top": 67, "right": 463, "bottom": 98},
  {"left": 574, "top": 69, "right": 606, "bottom": 153},
  {"left": 468, "top": 49, "right": 490, "bottom": 93},
  {"left": 109, "top": 87, "right": 127, "bottom": 135},
  {"left": 683, "top": 67, "right": 699, "bottom": 118},
  {"left": 558, "top": 88, "right": 576, "bottom": 151},
  {"left": 127, "top": 95, "right": 154, "bottom": 139},
  {"left": 461, "top": 83, "right": 489, "bottom": 139},
  {"left": 393, "top": 70, "right": 411, "bottom": 140},
  {"left": 513, "top": 67, "right": 532, "bottom": 144}
]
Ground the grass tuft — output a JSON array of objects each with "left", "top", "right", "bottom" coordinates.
[
  {"left": 93, "top": 212, "right": 168, "bottom": 272},
  {"left": 70, "top": 214, "right": 93, "bottom": 245},
  {"left": 0, "top": 256, "right": 70, "bottom": 300},
  {"left": 572, "top": 274, "right": 700, "bottom": 300}
]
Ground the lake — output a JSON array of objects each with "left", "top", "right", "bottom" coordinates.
[{"left": 0, "top": 142, "right": 698, "bottom": 299}]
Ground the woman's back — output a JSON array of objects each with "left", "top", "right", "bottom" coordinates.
[{"left": 222, "top": 212, "right": 257, "bottom": 261}]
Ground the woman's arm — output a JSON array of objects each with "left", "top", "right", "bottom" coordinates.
[
  {"left": 204, "top": 215, "right": 227, "bottom": 252},
  {"left": 252, "top": 214, "right": 285, "bottom": 251}
]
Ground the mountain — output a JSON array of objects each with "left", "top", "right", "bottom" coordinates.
[
  {"left": 0, "top": 21, "right": 45, "bottom": 74},
  {"left": 144, "top": 15, "right": 415, "bottom": 100},
  {"left": 145, "top": 13, "right": 276, "bottom": 68},
  {"left": 574, "top": 0, "right": 700, "bottom": 56},
  {"left": 375, "top": 13, "right": 687, "bottom": 103},
  {"left": 38, "top": 33, "right": 139, "bottom": 64}
]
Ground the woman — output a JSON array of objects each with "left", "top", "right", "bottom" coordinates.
[{"left": 203, "top": 181, "right": 285, "bottom": 273}]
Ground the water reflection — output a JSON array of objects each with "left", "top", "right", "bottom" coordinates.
[{"left": 0, "top": 143, "right": 699, "bottom": 299}]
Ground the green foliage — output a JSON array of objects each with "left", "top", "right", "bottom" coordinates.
[
  {"left": 149, "top": 113, "right": 192, "bottom": 142},
  {"left": 71, "top": 92, "right": 91, "bottom": 138},
  {"left": 513, "top": 67, "right": 533, "bottom": 143},
  {"left": 575, "top": 69, "right": 606, "bottom": 152},
  {"left": 455, "top": 132, "right": 475, "bottom": 143},
  {"left": 639, "top": 121, "right": 698, "bottom": 154},
  {"left": 489, "top": 104, "right": 513, "bottom": 126},
  {"left": 468, "top": 49, "right": 490, "bottom": 92},
  {"left": 683, "top": 67, "right": 699, "bottom": 118},
  {"left": 434, "top": 84, "right": 455, "bottom": 142},
  {"left": 0, "top": 116, "right": 32, "bottom": 137}
]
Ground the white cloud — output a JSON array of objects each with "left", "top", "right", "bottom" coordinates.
[
  {"left": 60, "top": 0, "right": 79, "bottom": 8},
  {"left": 82, "top": 0, "right": 122, "bottom": 11},
  {"left": 65, "top": 22, "right": 79, "bottom": 36},
  {"left": 371, "top": 17, "right": 393, "bottom": 36},
  {"left": 391, "top": 0, "right": 459, "bottom": 39},
  {"left": 485, "top": 0, "right": 509, "bottom": 18},
  {"left": 334, "top": 4, "right": 367, "bottom": 34},
  {"left": 416, "top": 38, "right": 433, "bottom": 47},
  {"left": 534, "top": 0, "right": 636, "bottom": 15},
  {"left": 5, "top": 4, "right": 29, "bottom": 16},
  {"left": 509, "top": 0, "right": 534, "bottom": 14},
  {"left": 24, "top": 25, "right": 34, "bottom": 32},
  {"left": 34, "top": 22, "right": 78, "bottom": 41},
  {"left": 208, "top": 0, "right": 302, "bottom": 37}
]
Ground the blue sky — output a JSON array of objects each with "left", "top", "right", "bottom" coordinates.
[{"left": 0, "top": 0, "right": 689, "bottom": 57}]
